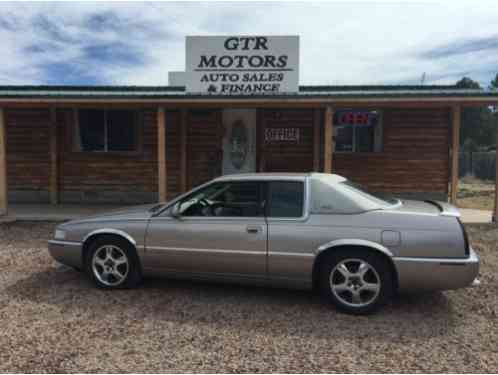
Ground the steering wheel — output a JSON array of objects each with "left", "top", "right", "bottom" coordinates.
[
  {"left": 209, "top": 202, "right": 226, "bottom": 216},
  {"left": 198, "top": 198, "right": 210, "bottom": 207},
  {"left": 198, "top": 198, "right": 214, "bottom": 216}
]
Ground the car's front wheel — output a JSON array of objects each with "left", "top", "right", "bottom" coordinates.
[
  {"left": 85, "top": 236, "right": 142, "bottom": 289},
  {"left": 319, "top": 249, "right": 394, "bottom": 314}
]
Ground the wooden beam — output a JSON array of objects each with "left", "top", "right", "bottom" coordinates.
[
  {"left": 324, "top": 106, "right": 333, "bottom": 173},
  {"left": 313, "top": 109, "right": 321, "bottom": 171},
  {"left": 157, "top": 107, "right": 167, "bottom": 202},
  {"left": 0, "top": 108, "right": 6, "bottom": 215},
  {"left": 180, "top": 109, "right": 188, "bottom": 192},
  {"left": 2, "top": 97, "right": 498, "bottom": 108},
  {"left": 494, "top": 113, "right": 498, "bottom": 222},
  {"left": 49, "top": 108, "right": 58, "bottom": 205},
  {"left": 450, "top": 105, "right": 461, "bottom": 204}
]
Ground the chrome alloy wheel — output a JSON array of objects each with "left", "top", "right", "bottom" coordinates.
[
  {"left": 329, "top": 258, "right": 381, "bottom": 308},
  {"left": 91, "top": 245, "right": 129, "bottom": 287}
]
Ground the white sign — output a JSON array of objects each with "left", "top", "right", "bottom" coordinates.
[
  {"left": 186, "top": 36, "right": 299, "bottom": 95},
  {"left": 168, "top": 71, "right": 186, "bottom": 86},
  {"left": 264, "top": 128, "right": 300, "bottom": 142}
]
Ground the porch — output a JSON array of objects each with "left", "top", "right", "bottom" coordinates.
[
  {"left": 0, "top": 85, "right": 497, "bottom": 222},
  {"left": 1, "top": 203, "right": 127, "bottom": 222}
]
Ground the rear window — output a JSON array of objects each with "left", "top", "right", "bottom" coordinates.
[
  {"left": 311, "top": 178, "right": 363, "bottom": 214},
  {"left": 310, "top": 176, "right": 397, "bottom": 214},
  {"left": 340, "top": 181, "right": 398, "bottom": 206}
]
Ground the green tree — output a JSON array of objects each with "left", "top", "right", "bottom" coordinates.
[
  {"left": 455, "top": 77, "right": 494, "bottom": 148},
  {"left": 489, "top": 73, "right": 498, "bottom": 90},
  {"left": 456, "top": 77, "right": 481, "bottom": 89}
]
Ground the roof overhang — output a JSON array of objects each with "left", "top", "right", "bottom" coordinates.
[{"left": 0, "top": 86, "right": 497, "bottom": 108}]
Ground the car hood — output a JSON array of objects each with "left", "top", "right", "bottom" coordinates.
[
  {"left": 386, "top": 199, "right": 460, "bottom": 217},
  {"left": 60, "top": 203, "right": 160, "bottom": 226}
]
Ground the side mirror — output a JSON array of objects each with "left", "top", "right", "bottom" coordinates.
[{"left": 171, "top": 202, "right": 182, "bottom": 218}]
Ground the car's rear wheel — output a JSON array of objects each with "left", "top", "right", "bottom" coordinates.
[
  {"left": 85, "top": 236, "right": 142, "bottom": 289},
  {"left": 319, "top": 249, "right": 394, "bottom": 314}
]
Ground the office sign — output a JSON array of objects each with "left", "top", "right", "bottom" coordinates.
[
  {"left": 186, "top": 36, "right": 299, "bottom": 95},
  {"left": 264, "top": 128, "right": 300, "bottom": 142}
]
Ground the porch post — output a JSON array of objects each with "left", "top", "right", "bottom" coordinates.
[
  {"left": 450, "top": 105, "right": 461, "bottom": 204},
  {"left": 49, "top": 108, "right": 58, "bottom": 205},
  {"left": 324, "top": 105, "right": 333, "bottom": 173},
  {"left": 0, "top": 108, "right": 6, "bottom": 215},
  {"left": 180, "top": 109, "right": 187, "bottom": 192},
  {"left": 494, "top": 112, "right": 498, "bottom": 222},
  {"left": 313, "top": 109, "right": 321, "bottom": 172},
  {"left": 157, "top": 107, "right": 167, "bottom": 202}
]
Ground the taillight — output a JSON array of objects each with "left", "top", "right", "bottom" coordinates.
[{"left": 457, "top": 218, "right": 470, "bottom": 256}]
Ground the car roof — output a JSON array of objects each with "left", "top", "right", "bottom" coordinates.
[{"left": 213, "top": 172, "right": 347, "bottom": 184}]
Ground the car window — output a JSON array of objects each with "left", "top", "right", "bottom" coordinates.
[
  {"left": 267, "top": 181, "right": 304, "bottom": 218},
  {"left": 310, "top": 176, "right": 395, "bottom": 214},
  {"left": 178, "top": 181, "right": 263, "bottom": 217},
  {"left": 310, "top": 178, "right": 362, "bottom": 214}
]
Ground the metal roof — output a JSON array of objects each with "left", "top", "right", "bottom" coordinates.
[{"left": 0, "top": 85, "right": 496, "bottom": 100}]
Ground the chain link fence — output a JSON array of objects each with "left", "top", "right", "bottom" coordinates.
[{"left": 459, "top": 151, "right": 496, "bottom": 180}]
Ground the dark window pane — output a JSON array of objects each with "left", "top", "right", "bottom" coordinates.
[
  {"left": 180, "top": 181, "right": 262, "bottom": 217},
  {"left": 214, "top": 182, "right": 262, "bottom": 217},
  {"left": 355, "top": 126, "right": 374, "bottom": 152},
  {"left": 267, "top": 181, "right": 304, "bottom": 217},
  {"left": 107, "top": 110, "right": 136, "bottom": 151},
  {"left": 334, "top": 110, "right": 380, "bottom": 153},
  {"left": 335, "top": 125, "right": 353, "bottom": 152},
  {"left": 78, "top": 109, "right": 105, "bottom": 151}
]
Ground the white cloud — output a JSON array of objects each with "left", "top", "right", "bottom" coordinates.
[{"left": 0, "top": 1, "right": 497, "bottom": 86}]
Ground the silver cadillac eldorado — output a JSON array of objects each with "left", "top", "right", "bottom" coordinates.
[{"left": 48, "top": 173, "right": 479, "bottom": 314}]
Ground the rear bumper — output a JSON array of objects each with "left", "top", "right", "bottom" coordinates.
[
  {"left": 48, "top": 240, "right": 83, "bottom": 270},
  {"left": 393, "top": 246, "right": 480, "bottom": 292}
]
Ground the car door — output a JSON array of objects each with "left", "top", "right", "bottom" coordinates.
[
  {"left": 266, "top": 179, "right": 315, "bottom": 284},
  {"left": 143, "top": 180, "right": 267, "bottom": 278}
]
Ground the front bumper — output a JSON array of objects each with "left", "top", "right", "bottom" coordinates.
[
  {"left": 48, "top": 240, "right": 83, "bottom": 270},
  {"left": 393, "top": 246, "right": 480, "bottom": 293}
]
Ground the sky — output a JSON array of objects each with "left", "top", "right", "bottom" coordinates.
[{"left": 0, "top": 1, "right": 497, "bottom": 87}]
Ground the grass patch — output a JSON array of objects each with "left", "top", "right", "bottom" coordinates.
[{"left": 457, "top": 176, "right": 495, "bottom": 210}]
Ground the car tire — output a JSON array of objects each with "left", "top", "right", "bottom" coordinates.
[
  {"left": 319, "top": 249, "right": 394, "bottom": 314},
  {"left": 85, "top": 235, "right": 142, "bottom": 289}
]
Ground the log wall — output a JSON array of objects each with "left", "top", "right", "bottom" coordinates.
[
  {"left": 5, "top": 106, "right": 450, "bottom": 204},
  {"left": 333, "top": 108, "right": 450, "bottom": 197},
  {"left": 5, "top": 108, "right": 51, "bottom": 202}
]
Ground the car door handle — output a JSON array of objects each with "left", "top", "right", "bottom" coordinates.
[{"left": 246, "top": 225, "right": 262, "bottom": 234}]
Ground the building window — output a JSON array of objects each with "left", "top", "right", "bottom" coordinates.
[
  {"left": 75, "top": 109, "right": 139, "bottom": 152},
  {"left": 333, "top": 110, "right": 382, "bottom": 153}
]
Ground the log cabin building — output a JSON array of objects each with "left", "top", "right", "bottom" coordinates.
[{"left": 0, "top": 84, "right": 497, "bottom": 221}]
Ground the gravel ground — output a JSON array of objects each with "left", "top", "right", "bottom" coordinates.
[{"left": 0, "top": 222, "right": 497, "bottom": 373}]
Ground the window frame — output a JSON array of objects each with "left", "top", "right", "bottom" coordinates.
[
  {"left": 333, "top": 109, "right": 383, "bottom": 154},
  {"left": 72, "top": 108, "right": 143, "bottom": 155}
]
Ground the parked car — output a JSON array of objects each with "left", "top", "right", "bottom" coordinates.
[{"left": 48, "top": 173, "right": 479, "bottom": 314}]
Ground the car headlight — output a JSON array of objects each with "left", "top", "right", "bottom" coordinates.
[{"left": 54, "top": 229, "right": 66, "bottom": 240}]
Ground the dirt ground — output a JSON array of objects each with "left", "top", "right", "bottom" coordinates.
[
  {"left": 0, "top": 222, "right": 496, "bottom": 373},
  {"left": 458, "top": 176, "right": 495, "bottom": 211}
]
